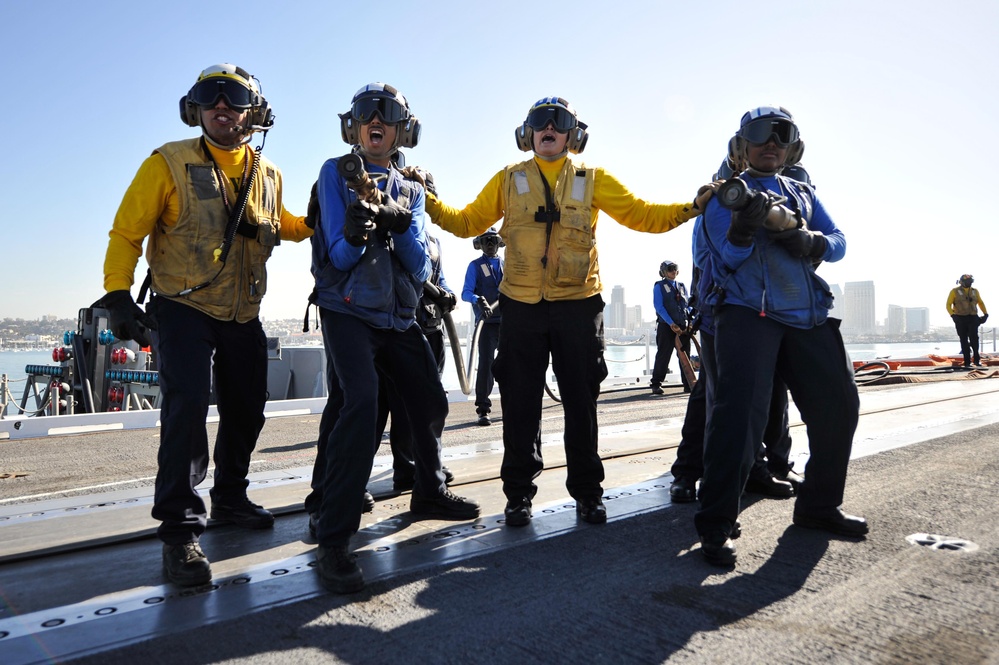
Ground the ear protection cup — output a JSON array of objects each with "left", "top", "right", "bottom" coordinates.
[
  {"left": 340, "top": 113, "right": 357, "bottom": 145},
  {"left": 180, "top": 93, "right": 200, "bottom": 127},
  {"left": 397, "top": 116, "right": 421, "bottom": 149},
  {"left": 249, "top": 98, "right": 274, "bottom": 130},
  {"left": 515, "top": 124, "right": 533, "bottom": 152},
  {"left": 784, "top": 139, "right": 804, "bottom": 166},
  {"left": 567, "top": 122, "right": 588, "bottom": 154}
]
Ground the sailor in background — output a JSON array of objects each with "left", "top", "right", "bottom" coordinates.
[
  {"left": 649, "top": 260, "right": 692, "bottom": 394},
  {"left": 100, "top": 64, "right": 312, "bottom": 586},
  {"left": 462, "top": 227, "right": 504, "bottom": 426},
  {"left": 946, "top": 274, "right": 988, "bottom": 368}
]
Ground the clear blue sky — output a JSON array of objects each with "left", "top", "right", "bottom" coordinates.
[{"left": 2, "top": 0, "right": 996, "bottom": 329}]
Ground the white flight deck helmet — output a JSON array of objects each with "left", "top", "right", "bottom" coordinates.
[{"left": 179, "top": 64, "right": 272, "bottom": 144}]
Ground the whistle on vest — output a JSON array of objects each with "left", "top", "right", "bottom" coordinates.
[{"left": 213, "top": 246, "right": 223, "bottom": 263}]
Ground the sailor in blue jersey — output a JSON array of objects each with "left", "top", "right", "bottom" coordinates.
[
  {"left": 462, "top": 228, "right": 503, "bottom": 425},
  {"left": 309, "top": 83, "right": 479, "bottom": 593},
  {"left": 695, "top": 107, "right": 867, "bottom": 567},
  {"left": 649, "top": 260, "right": 692, "bottom": 394}
]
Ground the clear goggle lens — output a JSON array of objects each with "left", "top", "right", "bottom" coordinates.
[
  {"left": 526, "top": 106, "right": 577, "bottom": 133},
  {"left": 739, "top": 117, "right": 799, "bottom": 147}
]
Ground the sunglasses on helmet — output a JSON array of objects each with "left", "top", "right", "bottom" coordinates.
[
  {"left": 739, "top": 117, "right": 799, "bottom": 147},
  {"left": 189, "top": 78, "right": 258, "bottom": 110},
  {"left": 526, "top": 105, "right": 578, "bottom": 133},
  {"left": 351, "top": 96, "right": 409, "bottom": 124}
]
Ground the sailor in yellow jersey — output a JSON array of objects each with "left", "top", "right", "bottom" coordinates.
[
  {"left": 946, "top": 274, "right": 989, "bottom": 367},
  {"left": 420, "top": 97, "right": 718, "bottom": 526},
  {"left": 100, "top": 64, "right": 311, "bottom": 587}
]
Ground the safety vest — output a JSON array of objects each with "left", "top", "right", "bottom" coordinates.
[
  {"left": 951, "top": 287, "right": 981, "bottom": 316},
  {"left": 149, "top": 138, "right": 282, "bottom": 322},
  {"left": 499, "top": 157, "right": 597, "bottom": 303}
]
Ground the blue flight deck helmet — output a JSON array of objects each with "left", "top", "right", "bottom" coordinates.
[
  {"left": 659, "top": 260, "right": 678, "bottom": 278},
  {"left": 515, "top": 97, "right": 588, "bottom": 156},
  {"left": 959, "top": 274, "right": 974, "bottom": 288},
  {"left": 473, "top": 227, "right": 505, "bottom": 250},
  {"left": 782, "top": 163, "right": 813, "bottom": 186},
  {"left": 339, "top": 82, "right": 421, "bottom": 152},
  {"left": 179, "top": 63, "right": 273, "bottom": 137},
  {"left": 728, "top": 106, "right": 805, "bottom": 172}
]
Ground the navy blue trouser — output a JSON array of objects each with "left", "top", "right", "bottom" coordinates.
[
  {"left": 953, "top": 314, "right": 981, "bottom": 365},
  {"left": 148, "top": 297, "right": 267, "bottom": 545},
  {"left": 695, "top": 305, "right": 859, "bottom": 537},
  {"left": 375, "top": 328, "right": 447, "bottom": 484},
  {"left": 494, "top": 295, "right": 607, "bottom": 503},
  {"left": 475, "top": 322, "right": 500, "bottom": 415},
  {"left": 671, "top": 331, "right": 793, "bottom": 481},
  {"left": 316, "top": 309, "right": 447, "bottom": 547}
]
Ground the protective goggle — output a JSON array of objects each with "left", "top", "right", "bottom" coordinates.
[
  {"left": 189, "top": 77, "right": 258, "bottom": 110},
  {"left": 350, "top": 96, "right": 409, "bottom": 124},
  {"left": 526, "top": 105, "right": 578, "bottom": 133},
  {"left": 664, "top": 265, "right": 678, "bottom": 272},
  {"left": 479, "top": 236, "right": 501, "bottom": 246},
  {"left": 739, "top": 117, "right": 799, "bottom": 147}
]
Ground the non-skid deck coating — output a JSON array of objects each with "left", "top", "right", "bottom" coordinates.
[{"left": 1, "top": 380, "right": 998, "bottom": 664}]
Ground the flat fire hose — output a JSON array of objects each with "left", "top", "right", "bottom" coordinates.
[
  {"left": 423, "top": 281, "right": 472, "bottom": 395},
  {"left": 674, "top": 332, "right": 698, "bottom": 389}
]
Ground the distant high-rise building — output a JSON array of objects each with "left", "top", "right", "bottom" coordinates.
[
  {"left": 905, "top": 307, "right": 930, "bottom": 335},
  {"left": 887, "top": 304, "right": 905, "bottom": 335},
  {"left": 842, "top": 281, "right": 876, "bottom": 335},
  {"left": 829, "top": 283, "right": 843, "bottom": 314},
  {"left": 626, "top": 305, "right": 642, "bottom": 331},
  {"left": 609, "top": 285, "right": 626, "bottom": 330}
]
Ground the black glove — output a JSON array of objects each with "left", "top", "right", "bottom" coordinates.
[
  {"left": 980, "top": 314, "right": 990, "bottom": 325},
  {"left": 726, "top": 192, "right": 769, "bottom": 247},
  {"left": 476, "top": 296, "right": 493, "bottom": 319},
  {"left": 771, "top": 228, "right": 828, "bottom": 259},
  {"left": 304, "top": 181, "right": 320, "bottom": 230},
  {"left": 374, "top": 197, "right": 412, "bottom": 234},
  {"left": 441, "top": 291, "right": 457, "bottom": 313},
  {"left": 344, "top": 199, "right": 375, "bottom": 246},
  {"left": 100, "top": 290, "right": 156, "bottom": 347}
]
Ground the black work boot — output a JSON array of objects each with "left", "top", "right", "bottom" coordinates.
[
  {"left": 503, "top": 498, "right": 533, "bottom": 527},
  {"left": 210, "top": 494, "right": 275, "bottom": 529},
  {"left": 316, "top": 544, "right": 364, "bottom": 594},
  {"left": 576, "top": 498, "right": 607, "bottom": 524},
  {"left": 162, "top": 542, "right": 212, "bottom": 587},
  {"left": 411, "top": 488, "right": 480, "bottom": 520}
]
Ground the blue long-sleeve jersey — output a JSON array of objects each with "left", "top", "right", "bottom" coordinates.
[{"left": 702, "top": 173, "right": 843, "bottom": 329}]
